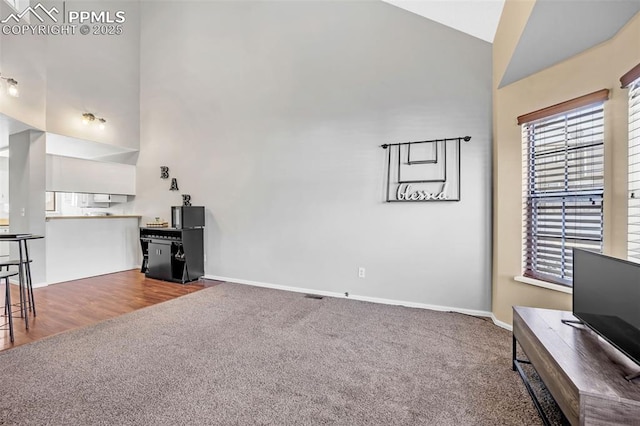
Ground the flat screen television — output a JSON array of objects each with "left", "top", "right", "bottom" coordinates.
[{"left": 572, "top": 248, "right": 640, "bottom": 368}]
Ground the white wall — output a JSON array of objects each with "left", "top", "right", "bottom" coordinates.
[
  {"left": 0, "top": 0, "right": 140, "bottom": 151},
  {"left": 0, "top": 1, "right": 47, "bottom": 130},
  {"left": 137, "top": 1, "right": 492, "bottom": 311},
  {"left": 44, "top": 0, "right": 141, "bottom": 151}
]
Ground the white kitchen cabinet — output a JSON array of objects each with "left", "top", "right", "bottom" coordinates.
[
  {"left": 46, "top": 155, "right": 136, "bottom": 195},
  {"left": 77, "top": 193, "right": 128, "bottom": 207},
  {"left": 92, "top": 194, "right": 128, "bottom": 203}
]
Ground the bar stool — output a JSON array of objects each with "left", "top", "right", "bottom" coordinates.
[
  {"left": 0, "top": 234, "right": 43, "bottom": 331},
  {"left": 0, "top": 259, "right": 35, "bottom": 323},
  {"left": 1, "top": 270, "right": 18, "bottom": 343}
]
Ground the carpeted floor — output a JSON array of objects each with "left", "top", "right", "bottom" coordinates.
[{"left": 1, "top": 283, "right": 547, "bottom": 425}]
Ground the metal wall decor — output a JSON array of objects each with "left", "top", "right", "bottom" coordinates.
[
  {"left": 381, "top": 136, "right": 471, "bottom": 202},
  {"left": 170, "top": 178, "right": 179, "bottom": 191},
  {"left": 159, "top": 166, "right": 188, "bottom": 200}
]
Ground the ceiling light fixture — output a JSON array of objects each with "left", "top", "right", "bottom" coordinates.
[
  {"left": 82, "top": 112, "right": 95, "bottom": 125},
  {"left": 0, "top": 74, "right": 19, "bottom": 97},
  {"left": 82, "top": 112, "right": 106, "bottom": 129}
]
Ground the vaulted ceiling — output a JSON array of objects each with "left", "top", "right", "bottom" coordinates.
[
  {"left": 500, "top": 0, "right": 640, "bottom": 87},
  {"left": 383, "top": 0, "right": 640, "bottom": 87},
  {"left": 382, "top": 0, "right": 505, "bottom": 43}
]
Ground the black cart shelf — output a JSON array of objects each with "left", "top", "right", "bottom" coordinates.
[{"left": 140, "top": 227, "right": 204, "bottom": 284}]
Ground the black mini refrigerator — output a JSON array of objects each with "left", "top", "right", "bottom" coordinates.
[{"left": 171, "top": 206, "right": 205, "bottom": 229}]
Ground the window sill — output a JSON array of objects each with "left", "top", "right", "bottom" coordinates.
[{"left": 514, "top": 276, "right": 573, "bottom": 295}]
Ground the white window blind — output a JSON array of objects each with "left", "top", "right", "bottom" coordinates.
[
  {"left": 628, "top": 79, "right": 640, "bottom": 262},
  {"left": 522, "top": 103, "right": 605, "bottom": 286}
]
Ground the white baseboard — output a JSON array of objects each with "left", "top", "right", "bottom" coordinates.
[
  {"left": 10, "top": 278, "right": 48, "bottom": 288},
  {"left": 491, "top": 314, "right": 512, "bottom": 331},
  {"left": 205, "top": 274, "right": 501, "bottom": 323},
  {"left": 205, "top": 274, "right": 349, "bottom": 300}
]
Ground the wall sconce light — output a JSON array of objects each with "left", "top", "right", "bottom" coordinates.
[
  {"left": 82, "top": 112, "right": 107, "bottom": 129},
  {"left": 0, "top": 74, "right": 19, "bottom": 97}
]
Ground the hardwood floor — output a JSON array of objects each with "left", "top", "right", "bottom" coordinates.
[{"left": 0, "top": 269, "right": 220, "bottom": 352}]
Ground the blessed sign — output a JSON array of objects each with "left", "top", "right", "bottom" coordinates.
[
  {"left": 381, "top": 136, "right": 470, "bottom": 202},
  {"left": 396, "top": 183, "right": 448, "bottom": 201}
]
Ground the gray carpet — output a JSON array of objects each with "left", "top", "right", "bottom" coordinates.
[{"left": 1, "top": 283, "right": 544, "bottom": 425}]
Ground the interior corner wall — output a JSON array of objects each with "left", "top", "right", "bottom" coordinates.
[
  {"left": 492, "top": 0, "right": 535, "bottom": 90},
  {"left": 492, "top": 10, "right": 640, "bottom": 325},
  {"left": 136, "top": 1, "right": 493, "bottom": 312}
]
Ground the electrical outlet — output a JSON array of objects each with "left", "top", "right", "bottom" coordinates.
[{"left": 358, "top": 267, "right": 365, "bottom": 278}]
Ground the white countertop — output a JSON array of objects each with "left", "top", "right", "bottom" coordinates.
[{"left": 46, "top": 215, "right": 141, "bottom": 220}]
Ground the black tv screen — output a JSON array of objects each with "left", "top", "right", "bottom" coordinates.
[{"left": 573, "top": 248, "right": 640, "bottom": 367}]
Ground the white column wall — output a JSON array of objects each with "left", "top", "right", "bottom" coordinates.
[{"left": 9, "top": 130, "right": 46, "bottom": 285}]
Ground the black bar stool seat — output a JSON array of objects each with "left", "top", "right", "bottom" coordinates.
[
  {"left": 0, "top": 234, "right": 43, "bottom": 332},
  {"left": 1, "top": 270, "right": 18, "bottom": 343},
  {"left": 0, "top": 258, "right": 36, "bottom": 322}
]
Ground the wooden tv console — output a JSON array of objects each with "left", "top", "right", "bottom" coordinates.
[{"left": 512, "top": 306, "right": 640, "bottom": 425}]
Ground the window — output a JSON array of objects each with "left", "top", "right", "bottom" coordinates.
[
  {"left": 45, "top": 192, "right": 56, "bottom": 212},
  {"left": 628, "top": 77, "right": 640, "bottom": 262},
  {"left": 518, "top": 91, "right": 608, "bottom": 286}
]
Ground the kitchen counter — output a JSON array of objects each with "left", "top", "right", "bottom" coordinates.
[
  {"left": 46, "top": 216, "right": 141, "bottom": 284},
  {"left": 46, "top": 215, "right": 141, "bottom": 220}
]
